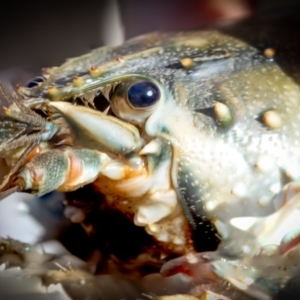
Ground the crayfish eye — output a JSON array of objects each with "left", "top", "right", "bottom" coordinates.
[
  {"left": 110, "top": 79, "right": 162, "bottom": 123},
  {"left": 26, "top": 77, "right": 44, "bottom": 88},
  {"left": 127, "top": 81, "right": 160, "bottom": 108}
]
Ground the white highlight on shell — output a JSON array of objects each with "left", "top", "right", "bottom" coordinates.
[
  {"left": 139, "top": 140, "right": 162, "bottom": 155},
  {"left": 205, "top": 200, "right": 218, "bottom": 211},
  {"left": 146, "top": 215, "right": 186, "bottom": 246},
  {"left": 269, "top": 182, "right": 281, "bottom": 194},
  {"left": 135, "top": 203, "right": 172, "bottom": 226},
  {"left": 256, "top": 154, "right": 276, "bottom": 173},
  {"left": 134, "top": 190, "right": 177, "bottom": 226},
  {"left": 258, "top": 196, "right": 272, "bottom": 207},
  {"left": 241, "top": 245, "right": 252, "bottom": 254},
  {"left": 244, "top": 277, "right": 254, "bottom": 285},
  {"left": 147, "top": 223, "right": 159, "bottom": 233},
  {"left": 101, "top": 161, "right": 126, "bottom": 180},
  {"left": 173, "top": 236, "right": 185, "bottom": 245},
  {"left": 262, "top": 110, "right": 282, "bottom": 129},
  {"left": 285, "top": 164, "right": 300, "bottom": 180},
  {"left": 230, "top": 216, "right": 257, "bottom": 231},
  {"left": 231, "top": 182, "right": 247, "bottom": 197},
  {"left": 214, "top": 101, "right": 232, "bottom": 123},
  {"left": 47, "top": 284, "right": 72, "bottom": 300},
  {"left": 185, "top": 253, "right": 200, "bottom": 264}
]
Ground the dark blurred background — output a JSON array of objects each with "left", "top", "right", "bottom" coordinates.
[{"left": 0, "top": 0, "right": 300, "bottom": 72}]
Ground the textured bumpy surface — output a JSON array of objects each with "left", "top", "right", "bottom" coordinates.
[{"left": 1, "top": 15, "right": 300, "bottom": 300}]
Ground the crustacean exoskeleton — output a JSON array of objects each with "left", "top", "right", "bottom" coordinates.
[{"left": 1, "top": 15, "right": 300, "bottom": 300}]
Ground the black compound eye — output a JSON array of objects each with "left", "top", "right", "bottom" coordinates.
[
  {"left": 127, "top": 81, "right": 160, "bottom": 108},
  {"left": 26, "top": 77, "right": 44, "bottom": 88}
]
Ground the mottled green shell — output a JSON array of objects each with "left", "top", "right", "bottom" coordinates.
[{"left": 20, "top": 16, "right": 300, "bottom": 245}]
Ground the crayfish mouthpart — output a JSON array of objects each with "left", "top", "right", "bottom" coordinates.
[
  {"left": 49, "top": 101, "right": 143, "bottom": 156},
  {"left": 160, "top": 252, "right": 218, "bottom": 283}
]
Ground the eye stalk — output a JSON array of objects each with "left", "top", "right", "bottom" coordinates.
[{"left": 127, "top": 81, "right": 160, "bottom": 108}]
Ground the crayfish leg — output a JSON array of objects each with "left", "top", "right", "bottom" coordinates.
[{"left": 2, "top": 147, "right": 111, "bottom": 196}]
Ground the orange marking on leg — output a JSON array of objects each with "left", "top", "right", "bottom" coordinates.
[
  {"left": 25, "top": 144, "right": 45, "bottom": 162},
  {"left": 57, "top": 150, "right": 83, "bottom": 190}
]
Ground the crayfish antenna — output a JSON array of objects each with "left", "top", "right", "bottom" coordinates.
[
  {"left": 0, "top": 142, "right": 37, "bottom": 195},
  {"left": 0, "top": 186, "right": 21, "bottom": 201},
  {"left": 0, "top": 82, "right": 13, "bottom": 105}
]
